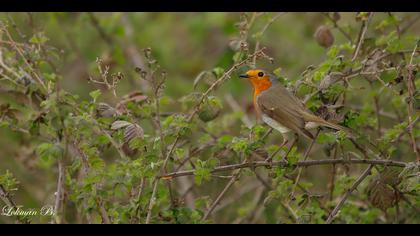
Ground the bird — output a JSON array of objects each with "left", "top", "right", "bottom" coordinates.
[{"left": 239, "top": 69, "right": 351, "bottom": 147}]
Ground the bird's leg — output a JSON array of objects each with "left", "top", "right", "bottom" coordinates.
[
  {"left": 281, "top": 133, "right": 299, "bottom": 165},
  {"left": 265, "top": 135, "right": 289, "bottom": 167}
]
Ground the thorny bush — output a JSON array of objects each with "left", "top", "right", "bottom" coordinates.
[{"left": 0, "top": 12, "right": 419, "bottom": 224}]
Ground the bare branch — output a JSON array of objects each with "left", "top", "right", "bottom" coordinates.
[
  {"left": 326, "top": 165, "right": 374, "bottom": 224},
  {"left": 52, "top": 161, "right": 64, "bottom": 224},
  {"left": 202, "top": 159, "right": 246, "bottom": 221},
  {"left": 322, "top": 12, "right": 353, "bottom": 43},
  {"left": 289, "top": 129, "right": 320, "bottom": 199},
  {"left": 87, "top": 13, "right": 113, "bottom": 47},
  {"left": 160, "top": 158, "right": 408, "bottom": 179},
  {"left": 406, "top": 41, "right": 420, "bottom": 161},
  {"left": 352, "top": 12, "right": 374, "bottom": 62}
]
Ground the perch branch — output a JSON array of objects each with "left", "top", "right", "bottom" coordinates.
[{"left": 160, "top": 159, "right": 407, "bottom": 179}]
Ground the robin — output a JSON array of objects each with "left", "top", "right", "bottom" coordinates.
[{"left": 240, "top": 69, "right": 351, "bottom": 147}]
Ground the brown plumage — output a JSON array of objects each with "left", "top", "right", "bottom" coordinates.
[{"left": 240, "top": 69, "right": 351, "bottom": 140}]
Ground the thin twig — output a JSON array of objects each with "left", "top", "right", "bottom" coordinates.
[
  {"left": 87, "top": 13, "right": 113, "bottom": 47},
  {"left": 1, "top": 26, "right": 47, "bottom": 92},
  {"left": 289, "top": 129, "right": 320, "bottom": 199},
  {"left": 98, "top": 199, "right": 111, "bottom": 224},
  {"left": 400, "top": 14, "right": 420, "bottom": 35},
  {"left": 52, "top": 160, "right": 64, "bottom": 224},
  {"left": 252, "top": 12, "right": 285, "bottom": 66},
  {"left": 405, "top": 41, "right": 419, "bottom": 161},
  {"left": 0, "top": 184, "right": 30, "bottom": 224},
  {"left": 203, "top": 127, "right": 273, "bottom": 221},
  {"left": 326, "top": 165, "right": 374, "bottom": 224},
  {"left": 328, "top": 145, "right": 338, "bottom": 201},
  {"left": 72, "top": 141, "right": 111, "bottom": 224},
  {"left": 202, "top": 159, "right": 247, "bottom": 221},
  {"left": 352, "top": 12, "right": 374, "bottom": 62},
  {"left": 133, "top": 177, "right": 146, "bottom": 223},
  {"left": 322, "top": 12, "right": 353, "bottom": 43}
]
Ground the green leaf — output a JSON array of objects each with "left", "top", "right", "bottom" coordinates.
[
  {"left": 29, "top": 32, "right": 49, "bottom": 44},
  {"left": 273, "top": 67, "right": 282, "bottom": 77},
  {"left": 327, "top": 45, "right": 338, "bottom": 59},
  {"left": 380, "top": 68, "right": 397, "bottom": 83},
  {"left": 36, "top": 143, "right": 63, "bottom": 168},
  {"left": 317, "top": 133, "right": 337, "bottom": 144},
  {"left": 231, "top": 137, "right": 249, "bottom": 154},
  {"left": 212, "top": 67, "right": 225, "bottom": 78},
  {"left": 43, "top": 73, "right": 58, "bottom": 82},
  {"left": 194, "top": 167, "right": 211, "bottom": 186},
  {"left": 0, "top": 170, "right": 19, "bottom": 192},
  {"left": 96, "top": 134, "right": 111, "bottom": 145},
  {"left": 89, "top": 89, "right": 102, "bottom": 102}
]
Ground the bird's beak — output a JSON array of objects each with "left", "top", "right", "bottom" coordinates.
[{"left": 239, "top": 74, "right": 249, "bottom": 79}]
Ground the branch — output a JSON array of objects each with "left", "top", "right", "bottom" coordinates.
[
  {"left": 87, "top": 13, "right": 113, "bottom": 47},
  {"left": 289, "top": 129, "right": 320, "bottom": 199},
  {"left": 1, "top": 26, "right": 47, "bottom": 92},
  {"left": 202, "top": 159, "right": 246, "bottom": 221},
  {"left": 400, "top": 14, "right": 420, "bottom": 35},
  {"left": 145, "top": 48, "right": 266, "bottom": 224},
  {"left": 329, "top": 145, "right": 339, "bottom": 201},
  {"left": 406, "top": 41, "right": 419, "bottom": 161},
  {"left": 252, "top": 13, "right": 285, "bottom": 66},
  {"left": 52, "top": 160, "right": 64, "bottom": 224},
  {"left": 200, "top": 128, "right": 275, "bottom": 221},
  {"left": 322, "top": 13, "right": 353, "bottom": 43},
  {"left": 352, "top": 12, "right": 374, "bottom": 62},
  {"left": 0, "top": 184, "right": 30, "bottom": 224},
  {"left": 326, "top": 165, "right": 374, "bottom": 224},
  {"left": 71, "top": 142, "right": 111, "bottom": 224},
  {"left": 160, "top": 159, "right": 407, "bottom": 179}
]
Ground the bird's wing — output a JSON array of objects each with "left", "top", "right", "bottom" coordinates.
[{"left": 257, "top": 85, "right": 314, "bottom": 139}]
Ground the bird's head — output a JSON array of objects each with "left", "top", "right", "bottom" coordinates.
[{"left": 239, "top": 69, "right": 277, "bottom": 94}]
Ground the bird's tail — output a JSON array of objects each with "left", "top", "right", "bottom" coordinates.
[{"left": 303, "top": 113, "right": 355, "bottom": 138}]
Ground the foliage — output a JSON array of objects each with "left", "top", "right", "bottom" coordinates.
[{"left": 0, "top": 12, "right": 419, "bottom": 224}]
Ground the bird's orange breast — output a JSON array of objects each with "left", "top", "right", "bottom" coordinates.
[{"left": 251, "top": 78, "right": 272, "bottom": 111}]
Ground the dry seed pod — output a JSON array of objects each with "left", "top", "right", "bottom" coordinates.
[
  {"left": 97, "top": 103, "right": 118, "bottom": 118},
  {"left": 253, "top": 148, "right": 269, "bottom": 160},
  {"left": 110, "top": 121, "right": 144, "bottom": 157},
  {"left": 367, "top": 179, "right": 397, "bottom": 211},
  {"left": 122, "top": 124, "right": 144, "bottom": 157},
  {"left": 198, "top": 99, "right": 222, "bottom": 122},
  {"left": 111, "top": 120, "right": 132, "bottom": 130},
  {"left": 122, "top": 142, "right": 138, "bottom": 157},
  {"left": 314, "top": 25, "right": 334, "bottom": 48},
  {"left": 229, "top": 38, "right": 241, "bottom": 51},
  {"left": 124, "top": 123, "right": 144, "bottom": 144},
  {"left": 379, "top": 168, "right": 402, "bottom": 187},
  {"left": 199, "top": 105, "right": 221, "bottom": 122}
]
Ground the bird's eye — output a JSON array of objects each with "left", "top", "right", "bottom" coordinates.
[{"left": 257, "top": 72, "right": 264, "bottom": 77}]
